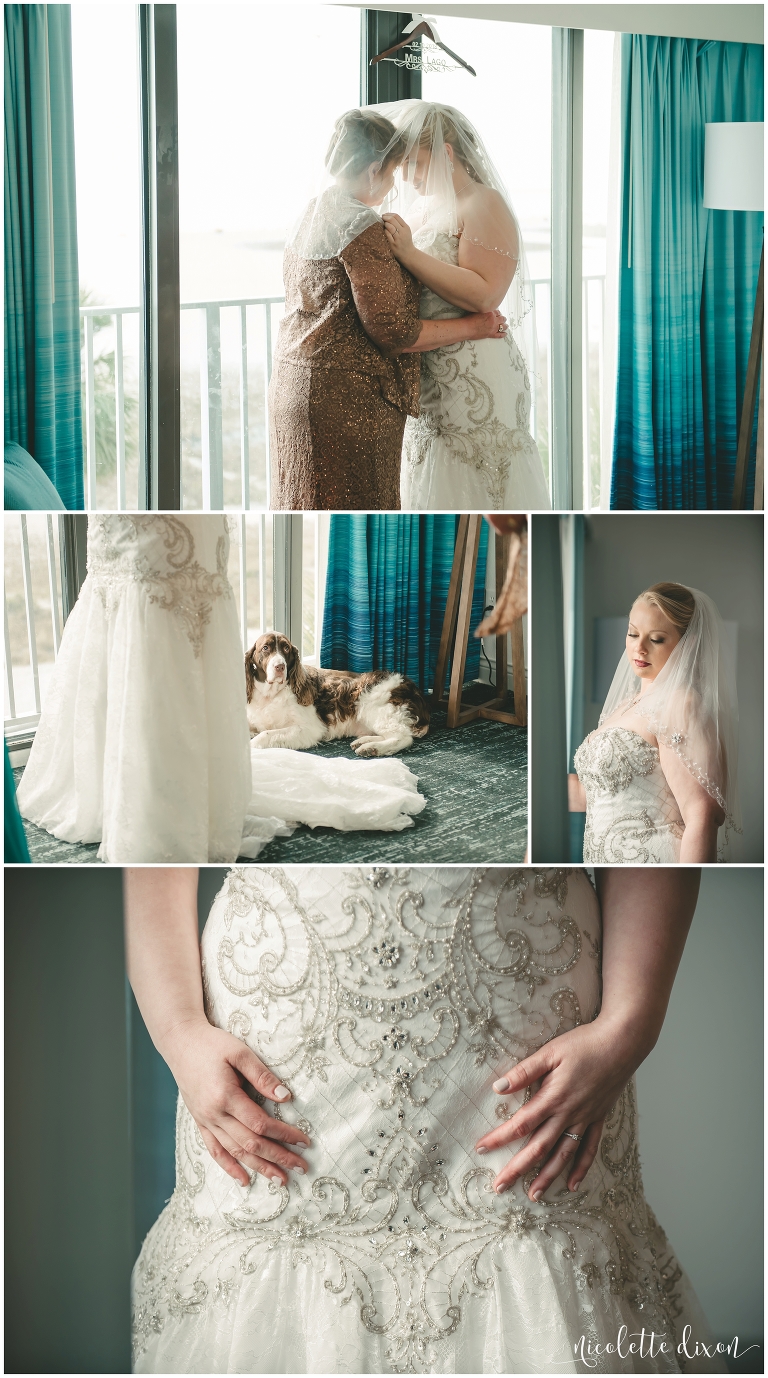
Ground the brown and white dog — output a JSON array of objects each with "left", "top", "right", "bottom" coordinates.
[{"left": 245, "top": 632, "right": 430, "bottom": 757}]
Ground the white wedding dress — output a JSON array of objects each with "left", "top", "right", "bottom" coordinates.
[
  {"left": 401, "top": 232, "right": 552, "bottom": 512},
  {"left": 17, "top": 517, "right": 425, "bottom": 863},
  {"left": 133, "top": 865, "right": 722, "bottom": 1375},
  {"left": 573, "top": 728, "right": 684, "bottom": 864}
]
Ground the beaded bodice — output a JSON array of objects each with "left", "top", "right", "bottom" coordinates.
[{"left": 574, "top": 727, "right": 684, "bottom": 864}]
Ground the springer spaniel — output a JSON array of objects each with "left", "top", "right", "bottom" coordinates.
[{"left": 245, "top": 632, "right": 430, "bottom": 757}]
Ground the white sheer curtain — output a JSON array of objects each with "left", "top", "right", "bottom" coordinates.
[{"left": 598, "top": 32, "right": 623, "bottom": 509}]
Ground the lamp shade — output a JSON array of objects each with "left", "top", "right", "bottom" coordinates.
[{"left": 703, "top": 122, "right": 764, "bottom": 211}]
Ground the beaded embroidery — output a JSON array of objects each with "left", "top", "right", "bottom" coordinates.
[{"left": 133, "top": 867, "right": 684, "bottom": 1372}]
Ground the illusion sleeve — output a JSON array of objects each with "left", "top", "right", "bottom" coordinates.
[{"left": 338, "top": 221, "right": 421, "bottom": 357}]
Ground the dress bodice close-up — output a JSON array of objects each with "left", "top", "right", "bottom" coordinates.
[
  {"left": 132, "top": 865, "right": 716, "bottom": 1374},
  {"left": 574, "top": 726, "right": 684, "bottom": 864}
]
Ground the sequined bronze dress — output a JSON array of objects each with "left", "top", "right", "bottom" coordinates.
[{"left": 269, "top": 198, "right": 421, "bottom": 511}]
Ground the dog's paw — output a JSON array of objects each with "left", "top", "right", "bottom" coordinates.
[
  {"left": 252, "top": 731, "right": 276, "bottom": 749},
  {"left": 353, "top": 742, "right": 381, "bottom": 758}
]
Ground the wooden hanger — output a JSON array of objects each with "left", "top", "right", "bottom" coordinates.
[{"left": 370, "top": 13, "right": 476, "bottom": 77}]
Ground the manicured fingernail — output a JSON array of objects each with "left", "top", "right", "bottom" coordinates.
[
  {"left": 293, "top": 1166, "right": 306, "bottom": 1175},
  {"left": 570, "top": 1181, "right": 580, "bottom": 1191},
  {"left": 269, "top": 1173, "right": 282, "bottom": 1183},
  {"left": 476, "top": 1145, "right": 488, "bottom": 1155},
  {"left": 531, "top": 1189, "right": 542, "bottom": 1201},
  {"left": 273, "top": 1085, "right": 291, "bottom": 1101},
  {"left": 495, "top": 1182, "right": 506, "bottom": 1194},
  {"left": 493, "top": 1077, "right": 510, "bottom": 1093}
]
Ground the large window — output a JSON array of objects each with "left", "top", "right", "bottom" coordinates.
[
  {"left": 421, "top": 18, "right": 552, "bottom": 469},
  {"left": 175, "top": 5, "right": 360, "bottom": 509},
  {"left": 71, "top": 4, "right": 144, "bottom": 510},
  {"left": 65, "top": 6, "right": 618, "bottom": 512}
]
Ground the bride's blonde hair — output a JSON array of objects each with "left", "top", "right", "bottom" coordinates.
[
  {"left": 636, "top": 582, "right": 695, "bottom": 634},
  {"left": 415, "top": 106, "right": 483, "bottom": 182}
]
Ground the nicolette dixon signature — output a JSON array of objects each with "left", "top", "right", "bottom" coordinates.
[{"left": 573, "top": 1325, "right": 759, "bottom": 1369}]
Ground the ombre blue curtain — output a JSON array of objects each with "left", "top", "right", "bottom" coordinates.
[
  {"left": 611, "top": 35, "right": 764, "bottom": 510},
  {"left": 320, "top": 515, "right": 488, "bottom": 692},
  {"left": 4, "top": 5, "right": 84, "bottom": 509},
  {"left": 4, "top": 740, "right": 30, "bottom": 861}
]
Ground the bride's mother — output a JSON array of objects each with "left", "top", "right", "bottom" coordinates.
[{"left": 269, "top": 110, "right": 506, "bottom": 511}]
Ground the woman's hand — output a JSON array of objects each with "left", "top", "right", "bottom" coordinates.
[
  {"left": 163, "top": 1017, "right": 311, "bottom": 1188},
  {"left": 466, "top": 309, "right": 508, "bottom": 340},
  {"left": 382, "top": 212, "right": 415, "bottom": 262},
  {"left": 474, "top": 1016, "right": 645, "bottom": 1199}
]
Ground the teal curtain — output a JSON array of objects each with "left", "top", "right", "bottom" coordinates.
[
  {"left": 5, "top": 5, "right": 84, "bottom": 509},
  {"left": 5, "top": 739, "right": 30, "bottom": 861},
  {"left": 611, "top": 36, "right": 764, "bottom": 510},
  {"left": 320, "top": 515, "right": 488, "bottom": 692}
]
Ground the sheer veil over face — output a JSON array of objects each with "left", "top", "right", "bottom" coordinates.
[
  {"left": 370, "top": 100, "right": 538, "bottom": 367},
  {"left": 599, "top": 587, "right": 740, "bottom": 856}
]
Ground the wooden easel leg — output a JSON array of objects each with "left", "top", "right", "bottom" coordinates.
[
  {"left": 446, "top": 516, "right": 482, "bottom": 727},
  {"left": 510, "top": 617, "right": 527, "bottom": 726},
  {"left": 732, "top": 240, "right": 764, "bottom": 509},
  {"left": 433, "top": 515, "right": 468, "bottom": 703},
  {"left": 495, "top": 534, "right": 508, "bottom": 699}
]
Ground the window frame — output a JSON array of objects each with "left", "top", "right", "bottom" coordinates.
[{"left": 92, "top": 7, "right": 590, "bottom": 512}]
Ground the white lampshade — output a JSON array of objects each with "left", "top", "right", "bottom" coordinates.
[{"left": 703, "top": 122, "right": 764, "bottom": 211}]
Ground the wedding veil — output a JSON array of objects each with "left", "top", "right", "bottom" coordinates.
[
  {"left": 287, "top": 108, "right": 407, "bottom": 261},
  {"left": 370, "top": 100, "right": 536, "bottom": 361},
  {"left": 599, "top": 586, "right": 741, "bottom": 854}
]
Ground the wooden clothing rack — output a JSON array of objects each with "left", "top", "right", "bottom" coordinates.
[{"left": 433, "top": 514, "right": 526, "bottom": 729}]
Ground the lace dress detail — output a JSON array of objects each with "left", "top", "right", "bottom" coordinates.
[
  {"left": 574, "top": 727, "right": 685, "bottom": 864},
  {"left": 401, "top": 231, "right": 551, "bottom": 511},
  {"left": 17, "top": 516, "right": 252, "bottom": 863},
  {"left": 133, "top": 866, "right": 721, "bottom": 1374},
  {"left": 88, "top": 516, "right": 231, "bottom": 657}
]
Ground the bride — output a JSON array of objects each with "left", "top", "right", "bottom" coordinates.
[
  {"left": 569, "top": 583, "right": 740, "bottom": 863},
  {"left": 16, "top": 515, "right": 424, "bottom": 863},
  {"left": 379, "top": 101, "right": 551, "bottom": 512},
  {"left": 128, "top": 864, "right": 725, "bottom": 1374}
]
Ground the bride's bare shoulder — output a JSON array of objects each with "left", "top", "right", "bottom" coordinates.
[{"left": 460, "top": 184, "right": 518, "bottom": 254}]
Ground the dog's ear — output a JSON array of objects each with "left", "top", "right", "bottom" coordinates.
[
  {"left": 286, "top": 642, "right": 314, "bottom": 706},
  {"left": 245, "top": 641, "right": 265, "bottom": 701}
]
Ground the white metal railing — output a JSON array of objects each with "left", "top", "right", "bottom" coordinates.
[
  {"left": 80, "top": 297, "right": 283, "bottom": 513},
  {"left": 81, "top": 279, "right": 605, "bottom": 512},
  {"left": 4, "top": 512, "right": 323, "bottom": 739},
  {"left": 4, "top": 513, "right": 64, "bottom": 739}
]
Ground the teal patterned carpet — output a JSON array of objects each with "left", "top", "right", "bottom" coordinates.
[{"left": 15, "top": 692, "right": 527, "bottom": 866}]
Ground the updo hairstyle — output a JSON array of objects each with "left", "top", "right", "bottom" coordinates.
[
  {"left": 416, "top": 106, "right": 482, "bottom": 182},
  {"left": 636, "top": 582, "right": 696, "bottom": 634},
  {"left": 326, "top": 110, "right": 406, "bottom": 180}
]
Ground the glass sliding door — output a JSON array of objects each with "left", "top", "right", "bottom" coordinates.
[
  {"left": 175, "top": 4, "right": 361, "bottom": 509},
  {"left": 421, "top": 17, "right": 552, "bottom": 473},
  {"left": 71, "top": 4, "right": 145, "bottom": 510}
]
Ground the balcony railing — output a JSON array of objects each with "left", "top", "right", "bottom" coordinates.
[{"left": 80, "top": 276, "right": 606, "bottom": 513}]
